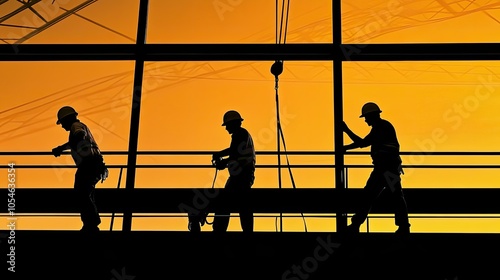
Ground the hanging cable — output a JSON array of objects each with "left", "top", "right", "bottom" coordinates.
[
  {"left": 110, "top": 167, "right": 123, "bottom": 231},
  {"left": 272, "top": 0, "right": 308, "bottom": 233},
  {"left": 200, "top": 168, "right": 218, "bottom": 226}
]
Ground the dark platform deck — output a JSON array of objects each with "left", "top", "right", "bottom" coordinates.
[{"left": 1, "top": 230, "right": 499, "bottom": 280}]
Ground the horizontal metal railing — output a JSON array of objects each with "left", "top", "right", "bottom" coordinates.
[
  {"left": 3, "top": 150, "right": 500, "bottom": 155},
  {"left": 2, "top": 150, "right": 500, "bottom": 169},
  {"left": 1, "top": 150, "right": 500, "bottom": 232}
]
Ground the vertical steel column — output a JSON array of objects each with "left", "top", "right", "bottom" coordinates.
[
  {"left": 122, "top": 0, "right": 149, "bottom": 232},
  {"left": 333, "top": 0, "right": 347, "bottom": 233}
]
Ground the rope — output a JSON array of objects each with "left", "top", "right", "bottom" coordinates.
[
  {"left": 202, "top": 168, "right": 218, "bottom": 225},
  {"left": 272, "top": 0, "right": 308, "bottom": 233}
]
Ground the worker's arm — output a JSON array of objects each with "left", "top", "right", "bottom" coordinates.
[
  {"left": 213, "top": 147, "right": 230, "bottom": 159},
  {"left": 219, "top": 147, "right": 231, "bottom": 157},
  {"left": 342, "top": 121, "right": 370, "bottom": 151},
  {"left": 52, "top": 128, "right": 91, "bottom": 158},
  {"left": 343, "top": 121, "right": 362, "bottom": 142},
  {"left": 51, "top": 142, "right": 70, "bottom": 157},
  {"left": 71, "top": 130, "right": 94, "bottom": 157},
  {"left": 344, "top": 142, "right": 361, "bottom": 151},
  {"left": 211, "top": 147, "right": 230, "bottom": 170}
]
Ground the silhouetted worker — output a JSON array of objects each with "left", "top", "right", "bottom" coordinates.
[
  {"left": 52, "top": 106, "right": 108, "bottom": 233},
  {"left": 343, "top": 102, "right": 410, "bottom": 236},
  {"left": 211, "top": 110, "right": 256, "bottom": 233}
]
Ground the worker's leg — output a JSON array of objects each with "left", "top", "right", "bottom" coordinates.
[
  {"left": 350, "top": 169, "right": 385, "bottom": 228},
  {"left": 212, "top": 211, "right": 230, "bottom": 232},
  {"left": 239, "top": 212, "right": 253, "bottom": 233},
  {"left": 239, "top": 188, "right": 253, "bottom": 233},
  {"left": 74, "top": 168, "right": 101, "bottom": 231},
  {"left": 383, "top": 169, "right": 410, "bottom": 228},
  {"left": 233, "top": 175, "right": 254, "bottom": 233},
  {"left": 212, "top": 178, "right": 233, "bottom": 233}
]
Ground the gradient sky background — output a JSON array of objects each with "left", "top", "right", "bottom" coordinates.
[{"left": 1, "top": 0, "right": 500, "bottom": 232}]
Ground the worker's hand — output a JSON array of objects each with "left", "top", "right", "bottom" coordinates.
[
  {"left": 96, "top": 161, "right": 109, "bottom": 183},
  {"left": 211, "top": 152, "right": 220, "bottom": 167},
  {"left": 52, "top": 146, "right": 64, "bottom": 157},
  {"left": 100, "top": 166, "right": 109, "bottom": 183},
  {"left": 215, "top": 158, "right": 227, "bottom": 170},
  {"left": 212, "top": 152, "right": 221, "bottom": 161}
]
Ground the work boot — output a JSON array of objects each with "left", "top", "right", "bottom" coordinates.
[
  {"left": 395, "top": 224, "right": 410, "bottom": 237},
  {"left": 80, "top": 225, "right": 100, "bottom": 239},
  {"left": 346, "top": 223, "right": 360, "bottom": 234},
  {"left": 80, "top": 225, "right": 100, "bottom": 232},
  {"left": 188, "top": 221, "right": 201, "bottom": 233}
]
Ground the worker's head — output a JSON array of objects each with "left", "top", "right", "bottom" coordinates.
[
  {"left": 359, "top": 102, "right": 381, "bottom": 126},
  {"left": 222, "top": 110, "right": 243, "bottom": 134},
  {"left": 56, "top": 106, "right": 78, "bottom": 131}
]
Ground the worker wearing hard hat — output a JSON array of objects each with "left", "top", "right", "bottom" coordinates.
[
  {"left": 343, "top": 102, "right": 410, "bottom": 236},
  {"left": 52, "top": 106, "right": 108, "bottom": 233},
  {"left": 210, "top": 110, "right": 256, "bottom": 233}
]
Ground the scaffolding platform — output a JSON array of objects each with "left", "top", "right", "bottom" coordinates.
[{"left": 1, "top": 230, "right": 499, "bottom": 280}]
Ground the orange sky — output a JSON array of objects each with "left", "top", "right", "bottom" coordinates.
[{"left": 1, "top": 0, "right": 500, "bottom": 232}]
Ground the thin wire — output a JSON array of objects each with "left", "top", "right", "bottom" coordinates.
[
  {"left": 275, "top": 0, "right": 283, "bottom": 233},
  {"left": 275, "top": 0, "right": 278, "bottom": 44},
  {"left": 283, "top": 0, "right": 290, "bottom": 44},
  {"left": 110, "top": 167, "right": 123, "bottom": 231},
  {"left": 279, "top": 0, "right": 286, "bottom": 44}
]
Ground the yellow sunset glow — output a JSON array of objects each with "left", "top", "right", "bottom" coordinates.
[{"left": 1, "top": 0, "right": 500, "bottom": 233}]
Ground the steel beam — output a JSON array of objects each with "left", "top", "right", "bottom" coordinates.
[{"left": 1, "top": 43, "right": 500, "bottom": 61}]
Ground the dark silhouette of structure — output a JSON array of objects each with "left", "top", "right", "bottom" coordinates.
[
  {"left": 343, "top": 102, "right": 411, "bottom": 236},
  {"left": 52, "top": 106, "right": 108, "bottom": 233},
  {"left": 3, "top": 1, "right": 500, "bottom": 280}
]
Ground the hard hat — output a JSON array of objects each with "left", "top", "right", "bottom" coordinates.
[
  {"left": 359, "top": 102, "right": 382, "bottom": 118},
  {"left": 56, "top": 106, "right": 78, "bottom": 124},
  {"left": 222, "top": 110, "right": 243, "bottom": 126}
]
